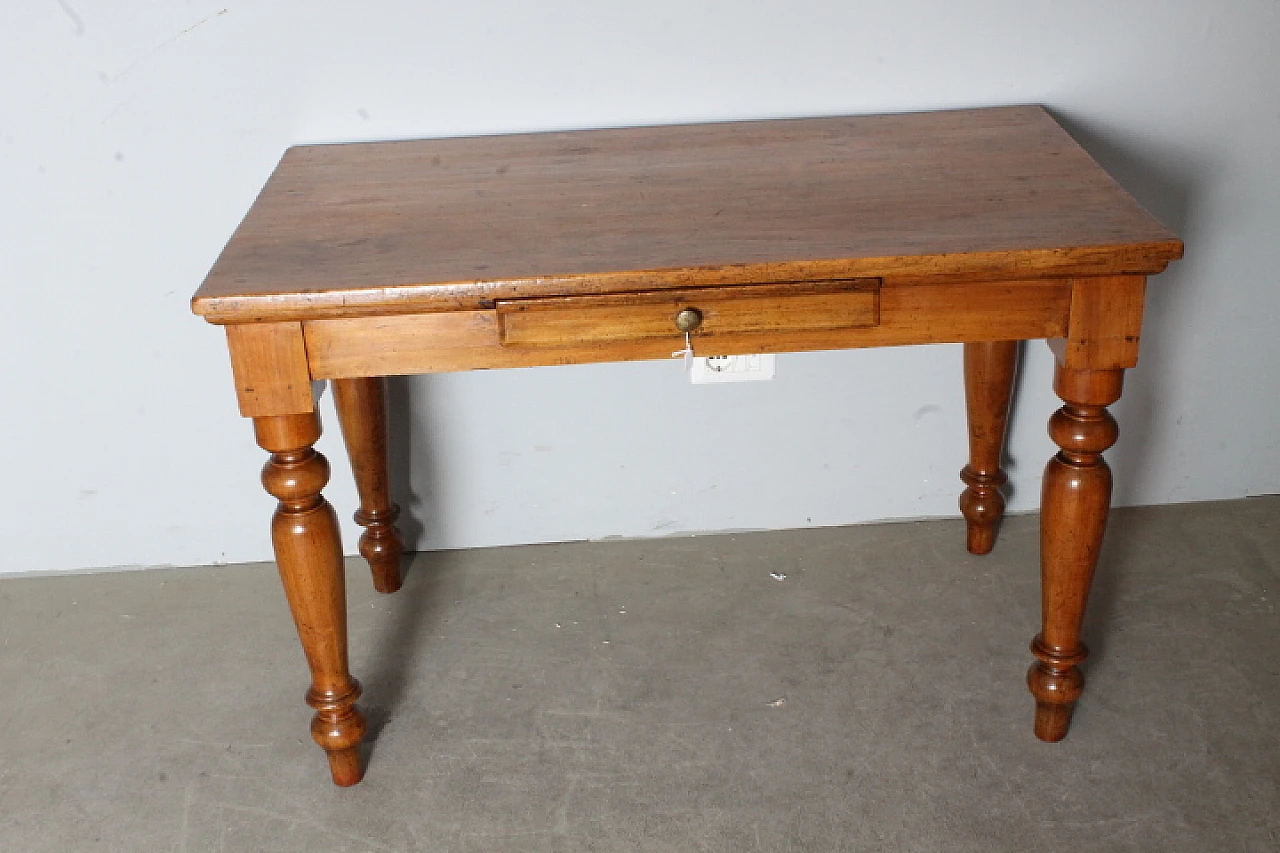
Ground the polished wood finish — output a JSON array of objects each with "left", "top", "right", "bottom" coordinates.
[
  {"left": 1026, "top": 272, "right": 1147, "bottom": 738},
  {"left": 225, "top": 323, "right": 314, "bottom": 417},
  {"left": 192, "top": 107, "right": 1180, "bottom": 324},
  {"left": 254, "top": 412, "right": 366, "bottom": 785},
  {"left": 1029, "top": 363, "right": 1125, "bottom": 741},
  {"left": 960, "top": 341, "right": 1019, "bottom": 554},
  {"left": 303, "top": 280, "right": 1072, "bottom": 378},
  {"left": 332, "top": 377, "right": 404, "bottom": 594},
  {"left": 496, "top": 279, "right": 881, "bottom": 347},
  {"left": 194, "top": 107, "right": 1183, "bottom": 784},
  {"left": 1060, "top": 275, "right": 1147, "bottom": 370}
]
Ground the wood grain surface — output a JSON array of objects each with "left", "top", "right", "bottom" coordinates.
[
  {"left": 192, "top": 106, "right": 1181, "bottom": 323},
  {"left": 302, "top": 279, "right": 1072, "bottom": 378},
  {"left": 224, "top": 322, "right": 314, "bottom": 416},
  {"left": 495, "top": 279, "right": 880, "bottom": 347}
]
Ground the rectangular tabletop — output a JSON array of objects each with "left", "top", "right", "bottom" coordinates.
[{"left": 192, "top": 106, "right": 1181, "bottom": 323}]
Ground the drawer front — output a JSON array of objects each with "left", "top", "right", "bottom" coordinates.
[{"left": 495, "top": 279, "right": 880, "bottom": 347}]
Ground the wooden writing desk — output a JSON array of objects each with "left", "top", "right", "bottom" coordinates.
[{"left": 192, "top": 106, "right": 1183, "bottom": 786}]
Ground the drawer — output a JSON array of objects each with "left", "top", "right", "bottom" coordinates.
[{"left": 495, "top": 279, "right": 880, "bottom": 347}]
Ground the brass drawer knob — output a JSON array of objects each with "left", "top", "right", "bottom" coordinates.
[{"left": 675, "top": 307, "right": 703, "bottom": 332}]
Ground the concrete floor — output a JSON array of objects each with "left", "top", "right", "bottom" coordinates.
[{"left": 1, "top": 498, "right": 1276, "bottom": 852}]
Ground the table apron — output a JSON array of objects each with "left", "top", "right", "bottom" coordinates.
[{"left": 303, "top": 279, "right": 1071, "bottom": 379}]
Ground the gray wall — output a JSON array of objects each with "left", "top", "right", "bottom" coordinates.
[{"left": 3, "top": 1, "right": 1277, "bottom": 573}]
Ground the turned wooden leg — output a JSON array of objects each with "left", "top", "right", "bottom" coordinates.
[
  {"left": 332, "top": 377, "right": 405, "bottom": 594},
  {"left": 256, "top": 413, "right": 367, "bottom": 786},
  {"left": 960, "top": 340, "right": 1018, "bottom": 554},
  {"left": 1028, "top": 366, "right": 1123, "bottom": 742}
]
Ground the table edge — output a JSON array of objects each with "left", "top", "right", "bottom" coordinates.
[{"left": 191, "top": 243, "right": 1183, "bottom": 324}]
